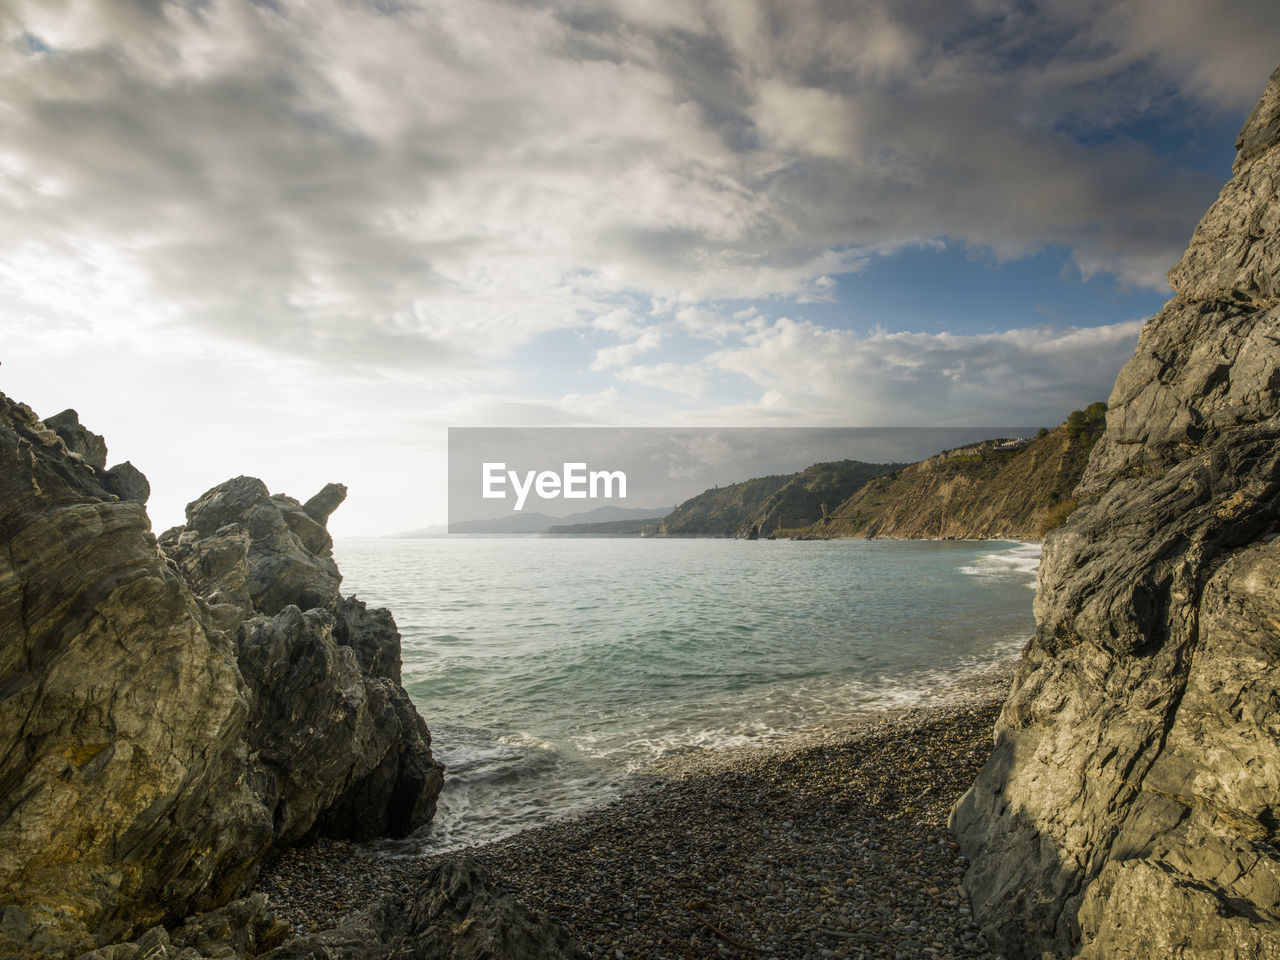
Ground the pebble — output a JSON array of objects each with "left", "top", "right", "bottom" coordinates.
[{"left": 254, "top": 669, "right": 1015, "bottom": 960}]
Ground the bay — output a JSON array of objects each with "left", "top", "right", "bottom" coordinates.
[{"left": 333, "top": 537, "right": 1038, "bottom": 853}]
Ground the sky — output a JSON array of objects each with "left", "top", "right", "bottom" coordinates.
[{"left": 1, "top": 0, "right": 1277, "bottom": 535}]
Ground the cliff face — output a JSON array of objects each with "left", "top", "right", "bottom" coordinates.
[
  {"left": 952, "top": 63, "right": 1280, "bottom": 959},
  {"left": 802, "top": 418, "right": 1101, "bottom": 541},
  {"left": 0, "top": 397, "right": 442, "bottom": 956}
]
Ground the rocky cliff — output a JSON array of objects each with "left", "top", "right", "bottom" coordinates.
[
  {"left": 0, "top": 397, "right": 443, "bottom": 956},
  {"left": 952, "top": 63, "right": 1280, "bottom": 959},
  {"left": 801, "top": 413, "right": 1104, "bottom": 541}
]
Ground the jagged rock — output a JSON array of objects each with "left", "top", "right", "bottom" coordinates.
[
  {"left": 74, "top": 895, "right": 290, "bottom": 960},
  {"left": 952, "top": 62, "right": 1280, "bottom": 959},
  {"left": 0, "top": 400, "right": 443, "bottom": 957},
  {"left": 262, "top": 859, "right": 587, "bottom": 960},
  {"left": 274, "top": 493, "right": 334, "bottom": 557},
  {"left": 165, "top": 477, "right": 342, "bottom": 616},
  {"left": 238, "top": 605, "right": 441, "bottom": 843},
  {"left": 302, "top": 482, "right": 347, "bottom": 525},
  {"left": 159, "top": 476, "right": 444, "bottom": 841},
  {"left": 102, "top": 461, "right": 150, "bottom": 505},
  {"left": 78, "top": 860, "right": 585, "bottom": 960},
  {"left": 163, "top": 524, "right": 254, "bottom": 628},
  {"left": 44, "top": 409, "right": 108, "bottom": 470},
  {"left": 331, "top": 595, "right": 404, "bottom": 682},
  {"left": 74, "top": 850, "right": 584, "bottom": 960}
]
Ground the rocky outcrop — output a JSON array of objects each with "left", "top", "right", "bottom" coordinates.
[
  {"left": 164, "top": 477, "right": 342, "bottom": 617},
  {"left": 44, "top": 409, "right": 108, "bottom": 470},
  {"left": 158, "top": 476, "right": 443, "bottom": 843},
  {"left": 0, "top": 398, "right": 443, "bottom": 957},
  {"left": 952, "top": 63, "right": 1280, "bottom": 958},
  {"left": 41, "top": 408, "right": 149, "bottom": 505},
  {"left": 102, "top": 462, "right": 150, "bottom": 505}
]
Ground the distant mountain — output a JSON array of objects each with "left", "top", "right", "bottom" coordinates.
[
  {"left": 544, "top": 517, "right": 657, "bottom": 536},
  {"left": 797, "top": 405, "right": 1107, "bottom": 541},
  {"left": 651, "top": 459, "right": 904, "bottom": 538},
  {"left": 389, "top": 504, "right": 672, "bottom": 537},
  {"left": 552, "top": 504, "right": 673, "bottom": 524}
]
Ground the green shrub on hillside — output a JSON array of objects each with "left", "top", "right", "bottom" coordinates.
[{"left": 1065, "top": 401, "right": 1108, "bottom": 449}]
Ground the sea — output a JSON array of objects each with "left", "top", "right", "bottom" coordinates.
[{"left": 333, "top": 537, "right": 1041, "bottom": 854}]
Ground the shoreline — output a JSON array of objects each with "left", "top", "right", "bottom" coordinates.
[{"left": 255, "top": 667, "right": 1014, "bottom": 959}]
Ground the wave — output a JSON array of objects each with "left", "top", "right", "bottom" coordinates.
[
  {"left": 569, "top": 640, "right": 1027, "bottom": 771},
  {"left": 959, "top": 541, "right": 1040, "bottom": 587}
]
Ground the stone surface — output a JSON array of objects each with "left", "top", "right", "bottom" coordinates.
[
  {"left": 0, "top": 399, "right": 442, "bottom": 957},
  {"left": 166, "top": 477, "right": 342, "bottom": 616},
  {"left": 102, "top": 462, "right": 151, "bottom": 505},
  {"left": 952, "top": 63, "right": 1280, "bottom": 959},
  {"left": 262, "top": 858, "right": 587, "bottom": 960},
  {"left": 44, "top": 409, "right": 108, "bottom": 470},
  {"left": 73, "top": 895, "right": 292, "bottom": 960},
  {"left": 81, "top": 859, "right": 586, "bottom": 960},
  {"left": 238, "top": 605, "right": 441, "bottom": 844},
  {"left": 302, "top": 483, "right": 347, "bottom": 525},
  {"left": 0, "top": 394, "right": 266, "bottom": 955},
  {"left": 159, "top": 476, "right": 444, "bottom": 845}
]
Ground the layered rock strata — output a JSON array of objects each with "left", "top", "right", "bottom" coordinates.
[{"left": 952, "top": 63, "right": 1280, "bottom": 958}]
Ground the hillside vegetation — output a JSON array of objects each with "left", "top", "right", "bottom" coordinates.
[{"left": 797, "top": 404, "right": 1106, "bottom": 541}]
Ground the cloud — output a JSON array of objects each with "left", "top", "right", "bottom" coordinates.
[
  {"left": 590, "top": 327, "right": 664, "bottom": 370},
  {"left": 707, "top": 316, "right": 1145, "bottom": 425},
  {"left": 1085, "top": 0, "right": 1280, "bottom": 106},
  {"left": 675, "top": 305, "right": 756, "bottom": 340},
  {"left": 616, "top": 361, "right": 710, "bottom": 397},
  {"left": 0, "top": 0, "right": 1272, "bottom": 380}
]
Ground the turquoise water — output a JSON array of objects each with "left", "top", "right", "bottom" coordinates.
[{"left": 333, "top": 537, "right": 1039, "bottom": 853}]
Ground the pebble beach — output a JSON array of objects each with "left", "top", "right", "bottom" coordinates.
[{"left": 255, "top": 668, "right": 1013, "bottom": 960}]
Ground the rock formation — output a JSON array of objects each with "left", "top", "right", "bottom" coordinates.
[
  {"left": 0, "top": 396, "right": 443, "bottom": 957},
  {"left": 952, "top": 63, "right": 1280, "bottom": 958}
]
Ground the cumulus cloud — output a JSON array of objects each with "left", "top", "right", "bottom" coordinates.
[
  {"left": 590, "top": 327, "right": 664, "bottom": 370},
  {"left": 0, "top": 0, "right": 1272, "bottom": 379},
  {"left": 616, "top": 362, "right": 710, "bottom": 398},
  {"left": 707, "top": 316, "right": 1146, "bottom": 425}
]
